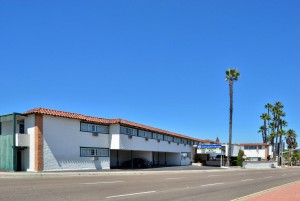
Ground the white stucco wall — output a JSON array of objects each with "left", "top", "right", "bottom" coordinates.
[
  {"left": 25, "top": 115, "right": 35, "bottom": 171},
  {"left": 243, "top": 149, "right": 266, "bottom": 160},
  {"left": 42, "top": 115, "right": 110, "bottom": 171},
  {"left": 116, "top": 133, "right": 192, "bottom": 153}
]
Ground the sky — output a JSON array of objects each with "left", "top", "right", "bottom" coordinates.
[{"left": 1, "top": 1, "right": 299, "bottom": 145}]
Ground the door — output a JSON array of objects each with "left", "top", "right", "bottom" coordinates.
[{"left": 16, "top": 150, "right": 22, "bottom": 171}]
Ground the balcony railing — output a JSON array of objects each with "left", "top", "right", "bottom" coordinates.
[{"left": 15, "top": 133, "right": 30, "bottom": 147}]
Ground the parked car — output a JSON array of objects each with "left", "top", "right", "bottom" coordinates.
[{"left": 121, "top": 158, "right": 152, "bottom": 168}]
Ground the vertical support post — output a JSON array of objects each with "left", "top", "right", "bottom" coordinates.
[
  {"left": 116, "top": 150, "right": 119, "bottom": 167},
  {"left": 130, "top": 150, "right": 133, "bottom": 169},
  {"left": 165, "top": 152, "right": 167, "bottom": 166},
  {"left": 13, "top": 113, "right": 17, "bottom": 171},
  {"left": 152, "top": 152, "right": 154, "bottom": 166}
]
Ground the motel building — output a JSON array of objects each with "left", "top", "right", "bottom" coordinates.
[{"left": 0, "top": 108, "right": 216, "bottom": 172}]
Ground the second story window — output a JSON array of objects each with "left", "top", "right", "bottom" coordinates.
[{"left": 80, "top": 122, "right": 109, "bottom": 134}]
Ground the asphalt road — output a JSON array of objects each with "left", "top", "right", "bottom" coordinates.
[{"left": 0, "top": 168, "right": 299, "bottom": 201}]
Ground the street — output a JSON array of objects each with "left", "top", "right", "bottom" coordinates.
[{"left": 0, "top": 168, "right": 299, "bottom": 201}]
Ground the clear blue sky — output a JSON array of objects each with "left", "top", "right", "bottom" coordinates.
[{"left": 1, "top": 1, "right": 299, "bottom": 144}]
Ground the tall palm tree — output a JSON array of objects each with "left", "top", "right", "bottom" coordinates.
[
  {"left": 269, "top": 122, "right": 277, "bottom": 159},
  {"left": 264, "top": 103, "right": 273, "bottom": 136},
  {"left": 285, "top": 129, "right": 297, "bottom": 166},
  {"left": 225, "top": 68, "right": 240, "bottom": 166},
  {"left": 260, "top": 113, "right": 271, "bottom": 143},
  {"left": 258, "top": 126, "right": 265, "bottom": 143}
]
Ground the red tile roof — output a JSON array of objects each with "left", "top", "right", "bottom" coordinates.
[
  {"left": 24, "top": 107, "right": 215, "bottom": 143},
  {"left": 239, "top": 143, "right": 269, "bottom": 146}
]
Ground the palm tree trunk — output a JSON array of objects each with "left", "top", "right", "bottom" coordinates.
[
  {"left": 263, "top": 120, "right": 267, "bottom": 143},
  {"left": 227, "top": 80, "right": 233, "bottom": 167}
]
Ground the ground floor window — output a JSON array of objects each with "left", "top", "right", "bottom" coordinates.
[{"left": 80, "top": 147, "right": 109, "bottom": 157}]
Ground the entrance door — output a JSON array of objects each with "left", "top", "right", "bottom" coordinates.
[{"left": 16, "top": 150, "right": 22, "bottom": 171}]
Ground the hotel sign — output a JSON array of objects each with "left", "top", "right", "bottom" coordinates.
[{"left": 197, "top": 144, "right": 222, "bottom": 154}]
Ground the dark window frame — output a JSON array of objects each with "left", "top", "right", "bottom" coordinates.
[
  {"left": 80, "top": 122, "right": 109, "bottom": 134},
  {"left": 80, "top": 147, "right": 110, "bottom": 157}
]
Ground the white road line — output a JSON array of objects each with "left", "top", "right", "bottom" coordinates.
[
  {"left": 201, "top": 182, "right": 224, "bottom": 187},
  {"left": 106, "top": 191, "right": 156, "bottom": 199},
  {"left": 166, "top": 177, "right": 185, "bottom": 180},
  {"left": 82, "top": 181, "right": 124, "bottom": 185},
  {"left": 282, "top": 174, "right": 286, "bottom": 176},
  {"left": 255, "top": 172, "right": 263, "bottom": 174},
  {"left": 264, "top": 176, "right": 272, "bottom": 179},
  {"left": 237, "top": 173, "right": 245, "bottom": 175},
  {"left": 207, "top": 175, "right": 221, "bottom": 177},
  {"left": 241, "top": 179, "right": 254, "bottom": 182}
]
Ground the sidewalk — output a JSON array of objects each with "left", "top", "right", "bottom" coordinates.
[{"left": 235, "top": 180, "right": 300, "bottom": 201}]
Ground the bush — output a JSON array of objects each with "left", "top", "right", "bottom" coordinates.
[{"left": 237, "top": 150, "right": 245, "bottom": 167}]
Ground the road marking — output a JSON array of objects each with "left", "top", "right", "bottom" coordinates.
[
  {"left": 207, "top": 175, "right": 221, "bottom": 177},
  {"left": 106, "top": 191, "right": 156, "bottom": 199},
  {"left": 282, "top": 174, "right": 286, "bottom": 176},
  {"left": 201, "top": 182, "right": 224, "bottom": 187},
  {"left": 255, "top": 172, "right": 263, "bottom": 174},
  {"left": 237, "top": 173, "right": 245, "bottom": 175},
  {"left": 241, "top": 179, "right": 254, "bottom": 182},
  {"left": 166, "top": 177, "right": 185, "bottom": 180},
  {"left": 82, "top": 181, "right": 124, "bottom": 185},
  {"left": 264, "top": 176, "right": 272, "bottom": 179}
]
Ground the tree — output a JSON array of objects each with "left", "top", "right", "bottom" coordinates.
[
  {"left": 237, "top": 150, "right": 245, "bottom": 167},
  {"left": 260, "top": 101, "right": 294, "bottom": 163},
  {"left": 260, "top": 113, "right": 271, "bottom": 143},
  {"left": 225, "top": 68, "right": 240, "bottom": 166},
  {"left": 285, "top": 129, "right": 298, "bottom": 166},
  {"left": 265, "top": 103, "right": 273, "bottom": 136}
]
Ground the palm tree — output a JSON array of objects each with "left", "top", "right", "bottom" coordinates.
[
  {"left": 268, "top": 122, "right": 277, "bottom": 159},
  {"left": 285, "top": 129, "right": 297, "bottom": 166},
  {"left": 260, "top": 113, "right": 271, "bottom": 143},
  {"left": 264, "top": 103, "right": 273, "bottom": 135},
  {"left": 258, "top": 126, "right": 265, "bottom": 143},
  {"left": 225, "top": 68, "right": 240, "bottom": 166}
]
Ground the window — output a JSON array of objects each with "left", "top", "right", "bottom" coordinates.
[
  {"left": 244, "top": 146, "right": 258, "bottom": 150},
  {"left": 157, "top": 134, "right": 164, "bottom": 140},
  {"left": 80, "top": 122, "right": 109, "bottom": 134},
  {"left": 174, "top": 137, "right": 180, "bottom": 143},
  {"left": 136, "top": 130, "right": 151, "bottom": 138},
  {"left": 120, "top": 126, "right": 137, "bottom": 136},
  {"left": 153, "top": 133, "right": 157, "bottom": 139},
  {"left": 181, "top": 152, "right": 191, "bottom": 158},
  {"left": 0, "top": 122, "right": 1, "bottom": 135},
  {"left": 145, "top": 131, "right": 152, "bottom": 139},
  {"left": 80, "top": 147, "right": 109, "bottom": 157}
]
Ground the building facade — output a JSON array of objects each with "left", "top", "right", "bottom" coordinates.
[{"left": 0, "top": 108, "right": 214, "bottom": 172}]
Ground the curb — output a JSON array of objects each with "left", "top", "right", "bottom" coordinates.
[{"left": 0, "top": 168, "right": 243, "bottom": 178}]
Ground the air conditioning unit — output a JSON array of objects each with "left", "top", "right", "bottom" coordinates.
[
  {"left": 92, "top": 132, "right": 99, "bottom": 137},
  {"left": 92, "top": 156, "right": 98, "bottom": 161}
]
